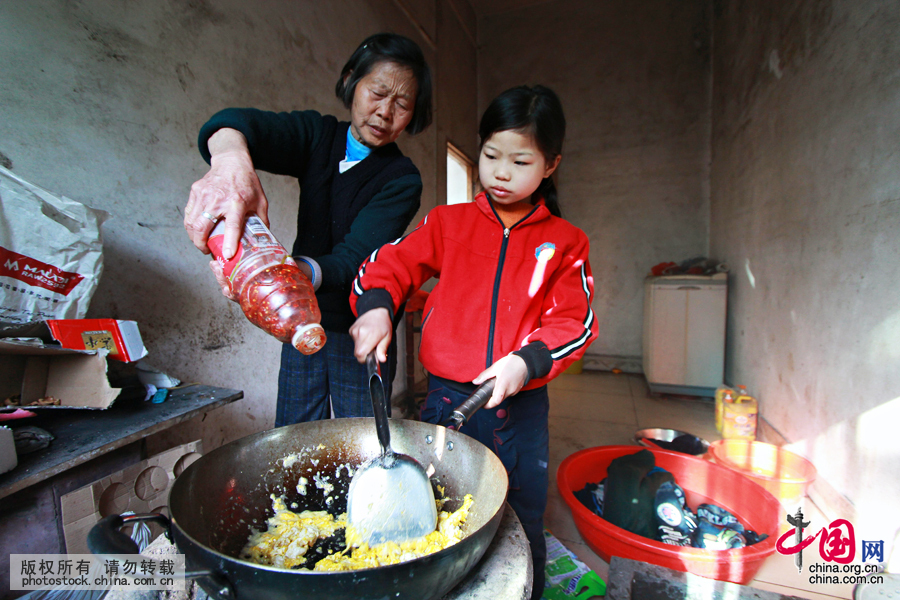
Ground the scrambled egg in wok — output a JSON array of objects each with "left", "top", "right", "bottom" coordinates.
[{"left": 241, "top": 493, "right": 474, "bottom": 571}]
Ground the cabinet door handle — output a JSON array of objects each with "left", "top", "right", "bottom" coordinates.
[{"left": 677, "top": 286, "right": 702, "bottom": 290}]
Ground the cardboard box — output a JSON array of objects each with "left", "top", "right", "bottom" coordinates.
[
  {"left": 0, "top": 338, "right": 121, "bottom": 409},
  {"left": 61, "top": 441, "right": 202, "bottom": 554},
  {"left": 46, "top": 319, "right": 148, "bottom": 363}
]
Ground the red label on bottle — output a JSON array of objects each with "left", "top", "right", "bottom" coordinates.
[
  {"left": 206, "top": 217, "right": 293, "bottom": 281},
  {"left": 0, "top": 245, "right": 85, "bottom": 296},
  {"left": 207, "top": 228, "right": 244, "bottom": 279}
]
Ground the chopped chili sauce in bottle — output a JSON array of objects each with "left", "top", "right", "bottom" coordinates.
[{"left": 207, "top": 216, "right": 326, "bottom": 354}]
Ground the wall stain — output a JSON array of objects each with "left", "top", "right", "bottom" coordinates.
[
  {"left": 714, "top": 0, "right": 836, "bottom": 131},
  {"left": 200, "top": 310, "right": 245, "bottom": 352},
  {"left": 280, "top": 22, "right": 312, "bottom": 58},
  {"left": 137, "top": 222, "right": 179, "bottom": 230},
  {"left": 176, "top": 62, "right": 195, "bottom": 92},
  {"left": 79, "top": 21, "right": 131, "bottom": 63},
  {"left": 0, "top": 151, "right": 12, "bottom": 170},
  {"left": 173, "top": 0, "right": 227, "bottom": 37}
]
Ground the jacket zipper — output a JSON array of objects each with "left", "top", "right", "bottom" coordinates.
[
  {"left": 420, "top": 307, "right": 433, "bottom": 336},
  {"left": 485, "top": 204, "right": 541, "bottom": 368}
]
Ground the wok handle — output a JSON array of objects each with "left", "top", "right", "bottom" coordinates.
[
  {"left": 446, "top": 379, "right": 496, "bottom": 429},
  {"left": 87, "top": 513, "right": 171, "bottom": 555},
  {"left": 367, "top": 350, "right": 391, "bottom": 454},
  {"left": 88, "top": 513, "right": 236, "bottom": 599}
]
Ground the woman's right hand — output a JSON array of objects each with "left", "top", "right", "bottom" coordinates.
[
  {"left": 350, "top": 308, "right": 393, "bottom": 364},
  {"left": 184, "top": 128, "right": 270, "bottom": 259}
]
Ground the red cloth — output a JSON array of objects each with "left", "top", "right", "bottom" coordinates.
[
  {"left": 650, "top": 262, "right": 677, "bottom": 276},
  {"left": 405, "top": 289, "right": 429, "bottom": 312},
  {"left": 351, "top": 191, "right": 597, "bottom": 388},
  {"left": 0, "top": 408, "right": 37, "bottom": 421}
]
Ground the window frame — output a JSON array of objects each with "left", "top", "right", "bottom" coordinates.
[{"left": 446, "top": 142, "right": 476, "bottom": 205}]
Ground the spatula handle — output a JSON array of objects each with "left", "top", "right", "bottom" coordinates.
[
  {"left": 367, "top": 351, "right": 391, "bottom": 453},
  {"left": 446, "top": 379, "right": 495, "bottom": 429}
]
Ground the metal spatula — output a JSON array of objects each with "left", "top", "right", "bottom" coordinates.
[{"left": 347, "top": 352, "right": 438, "bottom": 546}]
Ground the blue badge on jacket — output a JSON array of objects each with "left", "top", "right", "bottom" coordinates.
[{"left": 535, "top": 242, "right": 556, "bottom": 262}]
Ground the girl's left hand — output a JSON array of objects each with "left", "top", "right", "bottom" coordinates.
[{"left": 473, "top": 354, "right": 529, "bottom": 409}]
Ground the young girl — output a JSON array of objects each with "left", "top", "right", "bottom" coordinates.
[{"left": 349, "top": 85, "right": 597, "bottom": 599}]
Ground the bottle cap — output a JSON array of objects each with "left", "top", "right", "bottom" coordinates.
[{"left": 292, "top": 323, "right": 326, "bottom": 355}]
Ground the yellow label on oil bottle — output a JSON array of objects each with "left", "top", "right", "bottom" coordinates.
[
  {"left": 715, "top": 387, "right": 736, "bottom": 433},
  {"left": 722, "top": 393, "right": 757, "bottom": 440}
]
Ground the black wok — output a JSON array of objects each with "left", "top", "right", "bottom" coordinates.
[{"left": 90, "top": 416, "right": 509, "bottom": 600}]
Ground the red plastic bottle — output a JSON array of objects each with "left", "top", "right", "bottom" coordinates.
[{"left": 207, "top": 215, "right": 326, "bottom": 354}]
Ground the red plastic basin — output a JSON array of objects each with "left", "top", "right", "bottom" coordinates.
[{"left": 557, "top": 445, "right": 781, "bottom": 584}]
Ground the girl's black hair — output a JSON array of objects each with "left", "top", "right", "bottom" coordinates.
[
  {"left": 335, "top": 33, "right": 433, "bottom": 136},
  {"left": 479, "top": 85, "right": 566, "bottom": 217}
]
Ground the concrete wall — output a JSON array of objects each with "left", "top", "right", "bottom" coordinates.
[
  {"left": 0, "top": 0, "right": 477, "bottom": 452},
  {"left": 478, "top": 0, "right": 712, "bottom": 371},
  {"left": 437, "top": 0, "right": 480, "bottom": 182},
  {"left": 711, "top": 0, "right": 900, "bottom": 547}
]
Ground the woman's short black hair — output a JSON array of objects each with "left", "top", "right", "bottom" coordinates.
[{"left": 335, "top": 33, "right": 433, "bottom": 135}]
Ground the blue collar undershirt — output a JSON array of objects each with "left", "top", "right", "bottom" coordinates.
[{"left": 345, "top": 127, "right": 372, "bottom": 163}]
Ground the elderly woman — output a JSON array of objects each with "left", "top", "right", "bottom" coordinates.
[{"left": 184, "top": 33, "right": 432, "bottom": 426}]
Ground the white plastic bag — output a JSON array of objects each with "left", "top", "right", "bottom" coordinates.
[{"left": 0, "top": 166, "right": 110, "bottom": 329}]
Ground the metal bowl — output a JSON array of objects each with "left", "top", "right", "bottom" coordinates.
[{"left": 633, "top": 428, "right": 709, "bottom": 455}]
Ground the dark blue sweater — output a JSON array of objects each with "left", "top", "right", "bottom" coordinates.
[{"left": 199, "top": 109, "right": 422, "bottom": 332}]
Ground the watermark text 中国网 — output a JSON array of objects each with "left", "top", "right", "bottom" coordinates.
[{"left": 776, "top": 509, "right": 886, "bottom": 587}]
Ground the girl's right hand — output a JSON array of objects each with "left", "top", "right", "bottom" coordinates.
[
  {"left": 350, "top": 308, "right": 393, "bottom": 364},
  {"left": 473, "top": 353, "right": 529, "bottom": 409}
]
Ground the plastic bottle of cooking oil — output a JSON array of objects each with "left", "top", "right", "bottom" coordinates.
[
  {"left": 207, "top": 215, "right": 326, "bottom": 354},
  {"left": 715, "top": 386, "right": 737, "bottom": 433},
  {"left": 722, "top": 385, "right": 758, "bottom": 440}
]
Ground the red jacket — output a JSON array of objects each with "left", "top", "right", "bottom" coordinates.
[{"left": 351, "top": 192, "right": 597, "bottom": 389}]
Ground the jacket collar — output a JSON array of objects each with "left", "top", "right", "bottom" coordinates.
[{"left": 474, "top": 190, "right": 550, "bottom": 227}]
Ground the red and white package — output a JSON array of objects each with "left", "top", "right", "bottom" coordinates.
[{"left": 0, "top": 166, "right": 109, "bottom": 329}]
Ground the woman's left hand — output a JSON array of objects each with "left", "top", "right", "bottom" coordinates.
[
  {"left": 473, "top": 354, "right": 529, "bottom": 409},
  {"left": 209, "top": 259, "right": 237, "bottom": 302}
]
